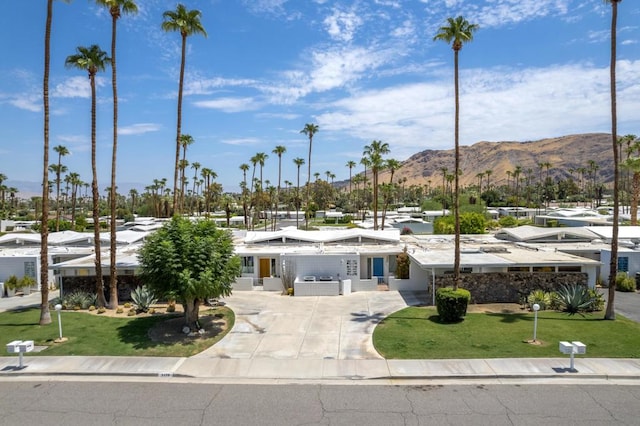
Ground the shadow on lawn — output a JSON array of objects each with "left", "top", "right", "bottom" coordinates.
[{"left": 115, "top": 314, "right": 181, "bottom": 350}]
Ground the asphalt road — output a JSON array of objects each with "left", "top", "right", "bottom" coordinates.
[
  {"left": 1, "top": 381, "right": 639, "bottom": 425},
  {"left": 601, "top": 288, "right": 640, "bottom": 322}
]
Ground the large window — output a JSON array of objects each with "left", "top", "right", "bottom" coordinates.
[
  {"left": 618, "top": 256, "right": 629, "bottom": 273},
  {"left": 241, "top": 256, "right": 254, "bottom": 274}
]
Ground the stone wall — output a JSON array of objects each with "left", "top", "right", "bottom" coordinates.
[
  {"left": 435, "top": 272, "right": 588, "bottom": 304},
  {"left": 61, "top": 275, "right": 143, "bottom": 302}
]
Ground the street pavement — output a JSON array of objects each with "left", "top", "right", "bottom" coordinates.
[{"left": 1, "top": 288, "right": 640, "bottom": 383}]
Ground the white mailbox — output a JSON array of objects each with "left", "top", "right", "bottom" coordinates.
[
  {"left": 559, "top": 341, "right": 573, "bottom": 354},
  {"left": 573, "top": 341, "right": 586, "bottom": 354},
  {"left": 6, "top": 340, "right": 22, "bottom": 353},
  {"left": 18, "top": 341, "right": 34, "bottom": 353}
]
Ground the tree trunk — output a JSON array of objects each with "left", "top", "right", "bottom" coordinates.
[
  {"left": 453, "top": 48, "right": 461, "bottom": 291},
  {"left": 109, "top": 12, "right": 119, "bottom": 309},
  {"left": 172, "top": 34, "right": 187, "bottom": 215},
  {"left": 91, "top": 74, "right": 106, "bottom": 308},
  {"left": 183, "top": 298, "right": 201, "bottom": 331},
  {"left": 631, "top": 172, "right": 639, "bottom": 226}
]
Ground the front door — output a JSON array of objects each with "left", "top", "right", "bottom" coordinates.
[
  {"left": 259, "top": 258, "right": 271, "bottom": 279},
  {"left": 373, "top": 257, "right": 384, "bottom": 278}
]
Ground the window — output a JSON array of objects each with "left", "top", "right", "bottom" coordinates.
[
  {"left": 241, "top": 256, "right": 254, "bottom": 274},
  {"left": 558, "top": 266, "right": 581, "bottom": 272},
  {"left": 346, "top": 259, "right": 358, "bottom": 277},
  {"left": 618, "top": 256, "right": 629, "bottom": 273}
]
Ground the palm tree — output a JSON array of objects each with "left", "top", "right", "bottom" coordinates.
[
  {"left": 96, "top": 0, "right": 138, "bottom": 310},
  {"left": 162, "top": 4, "right": 206, "bottom": 215},
  {"left": 65, "top": 44, "right": 111, "bottom": 308},
  {"left": 363, "top": 140, "right": 390, "bottom": 230},
  {"left": 605, "top": 0, "right": 623, "bottom": 320},
  {"left": 67, "top": 172, "right": 81, "bottom": 227},
  {"left": 52, "top": 145, "right": 69, "bottom": 231},
  {"left": 272, "top": 145, "right": 286, "bottom": 230},
  {"left": 434, "top": 15, "right": 478, "bottom": 290},
  {"left": 381, "top": 158, "right": 401, "bottom": 229},
  {"left": 346, "top": 160, "right": 356, "bottom": 193},
  {"left": 129, "top": 188, "right": 138, "bottom": 214},
  {"left": 300, "top": 123, "right": 319, "bottom": 229},
  {"left": 190, "top": 161, "right": 201, "bottom": 213},
  {"left": 293, "top": 157, "right": 305, "bottom": 228},
  {"left": 239, "top": 163, "right": 249, "bottom": 227},
  {"left": 179, "top": 133, "right": 194, "bottom": 211}
]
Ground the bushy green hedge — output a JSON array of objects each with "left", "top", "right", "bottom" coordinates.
[{"left": 436, "top": 287, "right": 471, "bottom": 323}]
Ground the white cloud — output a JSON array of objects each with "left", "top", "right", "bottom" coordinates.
[
  {"left": 119, "top": 123, "right": 161, "bottom": 136},
  {"left": 221, "top": 137, "right": 262, "bottom": 146},
  {"left": 468, "top": 0, "right": 570, "bottom": 29},
  {"left": 193, "top": 97, "right": 259, "bottom": 112},
  {"left": 185, "top": 76, "right": 259, "bottom": 96},
  {"left": 323, "top": 7, "right": 363, "bottom": 42},
  {"left": 315, "top": 60, "right": 640, "bottom": 160},
  {"left": 9, "top": 94, "right": 40, "bottom": 112},
  {"left": 53, "top": 76, "right": 107, "bottom": 98}
]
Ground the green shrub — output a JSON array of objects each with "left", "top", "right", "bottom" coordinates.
[
  {"left": 498, "top": 216, "right": 518, "bottom": 228},
  {"left": 130, "top": 285, "right": 158, "bottom": 313},
  {"left": 4, "top": 275, "right": 19, "bottom": 290},
  {"left": 527, "top": 289, "right": 552, "bottom": 310},
  {"left": 587, "top": 289, "right": 605, "bottom": 312},
  {"left": 617, "top": 276, "right": 636, "bottom": 292},
  {"left": 19, "top": 275, "right": 36, "bottom": 288},
  {"left": 556, "top": 284, "right": 594, "bottom": 315},
  {"left": 436, "top": 287, "right": 471, "bottom": 323},
  {"left": 395, "top": 248, "right": 410, "bottom": 279},
  {"left": 64, "top": 290, "right": 95, "bottom": 310}
]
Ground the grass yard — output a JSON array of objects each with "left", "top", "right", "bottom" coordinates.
[
  {"left": 373, "top": 306, "right": 640, "bottom": 359},
  {"left": 0, "top": 306, "right": 234, "bottom": 358}
]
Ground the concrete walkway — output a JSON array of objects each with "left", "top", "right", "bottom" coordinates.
[{"left": 1, "top": 289, "right": 640, "bottom": 383}]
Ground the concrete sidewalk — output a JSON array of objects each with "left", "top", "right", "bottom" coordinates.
[
  {"left": 2, "top": 356, "right": 640, "bottom": 382},
  {"left": 2, "top": 289, "right": 640, "bottom": 383}
]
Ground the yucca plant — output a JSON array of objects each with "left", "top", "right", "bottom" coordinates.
[
  {"left": 556, "top": 284, "right": 593, "bottom": 315},
  {"left": 526, "top": 289, "right": 551, "bottom": 310},
  {"left": 130, "top": 285, "right": 158, "bottom": 313},
  {"left": 64, "top": 290, "right": 95, "bottom": 310}
]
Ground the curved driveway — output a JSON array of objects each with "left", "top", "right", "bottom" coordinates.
[{"left": 195, "top": 291, "right": 427, "bottom": 360}]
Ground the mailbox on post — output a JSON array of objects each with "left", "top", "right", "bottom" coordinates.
[
  {"left": 6, "top": 340, "right": 34, "bottom": 369},
  {"left": 559, "top": 341, "right": 586, "bottom": 372}
]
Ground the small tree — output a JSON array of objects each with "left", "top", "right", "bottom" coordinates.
[
  {"left": 395, "top": 247, "right": 410, "bottom": 279},
  {"left": 138, "top": 217, "right": 241, "bottom": 331}
]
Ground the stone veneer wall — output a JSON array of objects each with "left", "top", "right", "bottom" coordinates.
[
  {"left": 435, "top": 272, "right": 588, "bottom": 304},
  {"left": 61, "top": 275, "right": 143, "bottom": 302}
]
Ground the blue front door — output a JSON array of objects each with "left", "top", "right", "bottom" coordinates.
[{"left": 373, "top": 257, "right": 384, "bottom": 277}]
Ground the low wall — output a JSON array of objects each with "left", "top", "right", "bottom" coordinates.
[
  {"left": 60, "top": 276, "right": 142, "bottom": 302},
  {"left": 435, "top": 272, "right": 588, "bottom": 304}
]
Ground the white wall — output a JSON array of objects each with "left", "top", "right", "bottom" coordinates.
[{"left": 0, "top": 256, "right": 41, "bottom": 288}]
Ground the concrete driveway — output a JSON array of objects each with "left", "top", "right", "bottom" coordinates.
[{"left": 195, "top": 291, "right": 427, "bottom": 360}]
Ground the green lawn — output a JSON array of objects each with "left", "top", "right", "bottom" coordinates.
[
  {"left": 0, "top": 307, "right": 234, "bottom": 358},
  {"left": 373, "top": 307, "right": 640, "bottom": 359}
]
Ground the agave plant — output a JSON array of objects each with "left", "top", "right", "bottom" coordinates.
[
  {"left": 526, "top": 289, "right": 552, "bottom": 310},
  {"left": 556, "top": 284, "right": 593, "bottom": 315},
  {"left": 130, "top": 285, "right": 158, "bottom": 313},
  {"left": 64, "top": 290, "right": 95, "bottom": 310}
]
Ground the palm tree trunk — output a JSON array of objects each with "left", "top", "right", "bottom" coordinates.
[
  {"left": 91, "top": 75, "right": 106, "bottom": 308},
  {"left": 172, "top": 34, "right": 187, "bottom": 215},
  {"left": 40, "top": 0, "right": 53, "bottom": 325},
  {"left": 605, "top": 1, "right": 620, "bottom": 320},
  {"left": 109, "top": 13, "right": 119, "bottom": 309},
  {"left": 453, "top": 48, "right": 461, "bottom": 291}
]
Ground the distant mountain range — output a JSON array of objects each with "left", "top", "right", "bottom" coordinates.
[{"left": 375, "top": 133, "right": 614, "bottom": 188}]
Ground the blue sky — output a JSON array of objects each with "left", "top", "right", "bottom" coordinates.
[{"left": 1, "top": 0, "right": 639, "bottom": 195}]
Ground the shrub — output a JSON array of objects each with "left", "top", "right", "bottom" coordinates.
[
  {"left": 19, "top": 275, "right": 36, "bottom": 289},
  {"left": 88, "top": 306, "right": 96, "bottom": 311},
  {"left": 436, "top": 287, "right": 471, "bottom": 323},
  {"left": 395, "top": 247, "right": 410, "bottom": 279},
  {"left": 527, "top": 289, "right": 552, "bottom": 310},
  {"left": 166, "top": 302, "right": 176, "bottom": 313},
  {"left": 64, "top": 290, "right": 95, "bottom": 310},
  {"left": 127, "top": 309, "right": 136, "bottom": 316},
  {"left": 130, "top": 285, "right": 158, "bottom": 313},
  {"left": 498, "top": 216, "right": 518, "bottom": 228},
  {"left": 556, "top": 284, "right": 593, "bottom": 315},
  {"left": 97, "top": 307, "right": 106, "bottom": 314},
  {"left": 123, "top": 302, "right": 132, "bottom": 309},
  {"left": 116, "top": 307, "right": 124, "bottom": 314},
  {"left": 617, "top": 276, "right": 636, "bottom": 292},
  {"left": 587, "top": 289, "right": 605, "bottom": 312},
  {"left": 400, "top": 226, "right": 413, "bottom": 235},
  {"left": 4, "top": 275, "right": 19, "bottom": 291}
]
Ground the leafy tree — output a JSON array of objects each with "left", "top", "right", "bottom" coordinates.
[
  {"left": 434, "top": 16, "right": 478, "bottom": 290},
  {"left": 138, "top": 217, "right": 241, "bottom": 331}
]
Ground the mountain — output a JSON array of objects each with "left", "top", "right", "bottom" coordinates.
[{"left": 377, "top": 133, "right": 614, "bottom": 188}]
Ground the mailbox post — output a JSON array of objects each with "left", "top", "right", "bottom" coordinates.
[
  {"left": 559, "top": 341, "right": 586, "bottom": 372},
  {"left": 6, "top": 340, "right": 34, "bottom": 369}
]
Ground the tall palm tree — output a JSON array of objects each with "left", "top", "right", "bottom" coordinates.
[
  {"left": 434, "top": 15, "right": 478, "bottom": 290},
  {"left": 381, "top": 158, "right": 401, "bottom": 229},
  {"left": 300, "top": 123, "right": 319, "bottom": 229},
  {"left": 363, "top": 140, "right": 390, "bottom": 230},
  {"left": 52, "top": 145, "right": 69, "bottom": 231},
  {"left": 239, "top": 163, "right": 249, "bottom": 227},
  {"left": 605, "top": 0, "right": 623, "bottom": 320},
  {"left": 272, "top": 145, "right": 286, "bottom": 231},
  {"left": 96, "top": 0, "right": 138, "bottom": 310},
  {"left": 190, "top": 161, "right": 201, "bottom": 213},
  {"left": 293, "top": 157, "right": 305, "bottom": 228},
  {"left": 65, "top": 44, "right": 111, "bottom": 308},
  {"left": 346, "top": 160, "right": 356, "bottom": 193},
  {"left": 179, "top": 133, "right": 194, "bottom": 211},
  {"left": 67, "top": 172, "right": 81, "bottom": 227},
  {"left": 162, "top": 4, "right": 206, "bottom": 215}
]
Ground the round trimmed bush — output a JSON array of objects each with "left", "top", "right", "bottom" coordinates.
[{"left": 436, "top": 287, "right": 471, "bottom": 323}]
